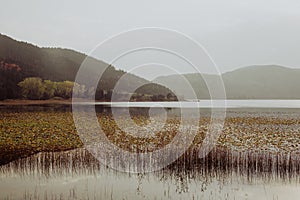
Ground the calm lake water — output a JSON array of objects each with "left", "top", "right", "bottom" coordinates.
[
  {"left": 1, "top": 103, "right": 300, "bottom": 200},
  {"left": 0, "top": 148, "right": 300, "bottom": 200},
  {"left": 78, "top": 100, "right": 300, "bottom": 108}
]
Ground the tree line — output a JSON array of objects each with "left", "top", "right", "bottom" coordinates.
[
  {"left": 18, "top": 77, "right": 85, "bottom": 100},
  {"left": 18, "top": 77, "right": 178, "bottom": 101}
]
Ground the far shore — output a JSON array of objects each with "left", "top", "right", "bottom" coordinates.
[
  {"left": 0, "top": 99, "right": 181, "bottom": 106},
  {"left": 0, "top": 99, "right": 72, "bottom": 105},
  {"left": 0, "top": 99, "right": 117, "bottom": 106}
]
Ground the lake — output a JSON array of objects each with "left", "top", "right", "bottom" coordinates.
[
  {"left": 0, "top": 147, "right": 300, "bottom": 200},
  {"left": 0, "top": 103, "right": 300, "bottom": 199},
  {"left": 75, "top": 100, "right": 300, "bottom": 108}
]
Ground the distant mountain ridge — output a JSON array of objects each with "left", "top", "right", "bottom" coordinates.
[
  {"left": 1, "top": 33, "right": 299, "bottom": 100},
  {"left": 0, "top": 34, "right": 173, "bottom": 100},
  {"left": 154, "top": 65, "right": 300, "bottom": 99}
]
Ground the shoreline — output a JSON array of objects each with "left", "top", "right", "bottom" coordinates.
[{"left": 0, "top": 99, "right": 72, "bottom": 105}]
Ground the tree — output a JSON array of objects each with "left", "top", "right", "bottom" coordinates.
[
  {"left": 17, "top": 78, "right": 87, "bottom": 100},
  {"left": 43, "top": 80, "right": 56, "bottom": 99},
  {"left": 18, "top": 77, "right": 45, "bottom": 100},
  {"left": 73, "top": 83, "right": 86, "bottom": 98},
  {"left": 55, "top": 81, "right": 74, "bottom": 99},
  {"left": 166, "top": 92, "right": 177, "bottom": 101}
]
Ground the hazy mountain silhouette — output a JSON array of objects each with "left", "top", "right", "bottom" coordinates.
[{"left": 154, "top": 65, "right": 300, "bottom": 99}]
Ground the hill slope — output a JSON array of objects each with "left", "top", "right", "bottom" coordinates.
[
  {"left": 0, "top": 34, "right": 172, "bottom": 100},
  {"left": 154, "top": 65, "right": 300, "bottom": 99}
]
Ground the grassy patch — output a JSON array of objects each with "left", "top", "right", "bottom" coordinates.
[{"left": 1, "top": 110, "right": 300, "bottom": 165}]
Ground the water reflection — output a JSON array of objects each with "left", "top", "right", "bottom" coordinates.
[
  {"left": 0, "top": 148, "right": 300, "bottom": 200},
  {"left": 1, "top": 105, "right": 300, "bottom": 199}
]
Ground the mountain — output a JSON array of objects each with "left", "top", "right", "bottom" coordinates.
[
  {"left": 0, "top": 34, "right": 173, "bottom": 100},
  {"left": 154, "top": 65, "right": 300, "bottom": 99},
  {"left": 2, "top": 34, "right": 299, "bottom": 100}
]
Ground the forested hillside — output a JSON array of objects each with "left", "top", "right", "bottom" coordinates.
[{"left": 0, "top": 34, "right": 173, "bottom": 100}]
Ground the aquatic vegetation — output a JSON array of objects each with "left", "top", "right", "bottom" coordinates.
[
  {"left": 1, "top": 108, "right": 300, "bottom": 166},
  {"left": 1, "top": 148, "right": 300, "bottom": 200},
  {"left": 0, "top": 111, "right": 82, "bottom": 164},
  {"left": 1, "top": 108, "right": 300, "bottom": 199}
]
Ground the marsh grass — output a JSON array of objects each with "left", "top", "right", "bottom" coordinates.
[
  {"left": 1, "top": 147, "right": 299, "bottom": 183},
  {"left": 0, "top": 105, "right": 300, "bottom": 176},
  {"left": 1, "top": 147, "right": 300, "bottom": 200}
]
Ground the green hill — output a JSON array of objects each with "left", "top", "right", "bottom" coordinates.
[{"left": 0, "top": 34, "right": 173, "bottom": 100}]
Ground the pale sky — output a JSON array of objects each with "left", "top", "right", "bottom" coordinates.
[{"left": 1, "top": 0, "right": 300, "bottom": 80}]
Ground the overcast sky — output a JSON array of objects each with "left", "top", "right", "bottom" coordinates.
[{"left": 1, "top": 0, "right": 300, "bottom": 80}]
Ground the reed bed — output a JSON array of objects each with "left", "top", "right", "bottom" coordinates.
[
  {"left": 0, "top": 107, "right": 300, "bottom": 177},
  {"left": 1, "top": 147, "right": 300, "bottom": 183},
  {"left": 1, "top": 147, "right": 299, "bottom": 200}
]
